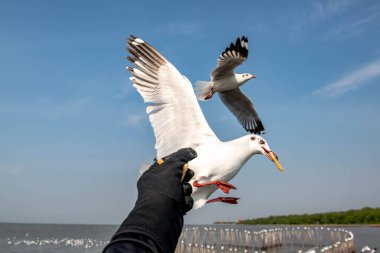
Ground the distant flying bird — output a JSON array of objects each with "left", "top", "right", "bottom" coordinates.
[
  {"left": 195, "top": 36, "right": 265, "bottom": 134},
  {"left": 362, "top": 246, "right": 377, "bottom": 253},
  {"left": 127, "top": 35, "right": 283, "bottom": 209}
]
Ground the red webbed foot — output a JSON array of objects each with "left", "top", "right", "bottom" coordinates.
[
  {"left": 193, "top": 180, "right": 237, "bottom": 194},
  {"left": 204, "top": 91, "right": 214, "bottom": 100},
  {"left": 206, "top": 197, "right": 240, "bottom": 204}
]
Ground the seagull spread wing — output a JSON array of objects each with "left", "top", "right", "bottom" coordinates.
[
  {"left": 211, "top": 36, "right": 249, "bottom": 81},
  {"left": 127, "top": 35, "right": 218, "bottom": 158},
  {"left": 218, "top": 88, "right": 265, "bottom": 134}
]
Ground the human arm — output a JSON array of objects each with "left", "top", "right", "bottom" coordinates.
[{"left": 103, "top": 148, "right": 196, "bottom": 253}]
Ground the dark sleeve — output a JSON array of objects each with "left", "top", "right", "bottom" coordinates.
[
  {"left": 103, "top": 232, "right": 161, "bottom": 253},
  {"left": 103, "top": 148, "right": 196, "bottom": 253}
]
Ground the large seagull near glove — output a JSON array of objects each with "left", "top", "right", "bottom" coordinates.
[
  {"left": 196, "top": 36, "right": 265, "bottom": 134},
  {"left": 127, "top": 35, "right": 283, "bottom": 209}
]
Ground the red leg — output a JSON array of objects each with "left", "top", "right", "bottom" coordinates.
[
  {"left": 193, "top": 180, "right": 237, "bottom": 194},
  {"left": 207, "top": 197, "right": 240, "bottom": 204},
  {"left": 204, "top": 90, "right": 214, "bottom": 100}
]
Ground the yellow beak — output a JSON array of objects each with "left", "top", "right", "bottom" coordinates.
[{"left": 269, "top": 151, "right": 284, "bottom": 172}]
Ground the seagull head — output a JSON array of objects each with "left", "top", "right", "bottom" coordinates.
[
  {"left": 250, "top": 135, "right": 284, "bottom": 171},
  {"left": 237, "top": 73, "right": 256, "bottom": 85}
]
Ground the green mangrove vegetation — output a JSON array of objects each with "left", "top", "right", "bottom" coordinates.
[{"left": 238, "top": 207, "right": 380, "bottom": 225}]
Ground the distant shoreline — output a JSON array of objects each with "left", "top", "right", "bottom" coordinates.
[
  {"left": 222, "top": 207, "right": 380, "bottom": 226},
  {"left": 213, "top": 223, "right": 380, "bottom": 227}
]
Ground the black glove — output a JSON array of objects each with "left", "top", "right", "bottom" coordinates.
[{"left": 110, "top": 148, "right": 197, "bottom": 253}]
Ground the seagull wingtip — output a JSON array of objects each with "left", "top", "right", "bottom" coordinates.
[{"left": 128, "top": 35, "right": 144, "bottom": 44}]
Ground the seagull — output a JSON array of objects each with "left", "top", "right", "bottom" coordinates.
[
  {"left": 362, "top": 246, "right": 377, "bottom": 253},
  {"left": 195, "top": 36, "right": 265, "bottom": 134},
  {"left": 127, "top": 35, "right": 283, "bottom": 209}
]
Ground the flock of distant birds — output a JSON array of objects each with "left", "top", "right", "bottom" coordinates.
[
  {"left": 127, "top": 35, "right": 283, "bottom": 208},
  {"left": 6, "top": 235, "right": 108, "bottom": 249}
]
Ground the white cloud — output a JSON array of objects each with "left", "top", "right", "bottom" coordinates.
[
  {"left": 0, "top": 95, "right": 91, "bottom": 119},
  {"left": 288, "top": 0, "right": 359, "bottom": 42},
  {"left": 115, "top": 77, "right": 135, "bottom": 99},
  {"left": 314, "top": 58, "right": 380, "bottom": 98},
  {"left": 310, "top": 0, "right": 356, "bottom": 19},
  {"left": 125, "top": 113, "right": 145, "bottom": 127},
  {"left": 320, "top": 12, "right": 379, "bottom": 41},
  {"left": 44, "top": 97, "right": 91, "bottom": 119},
  {"left": 0, "top": 165, "right": 23, "bottom": 176},
  {"left": 155, "top": 21, "right": 200, "bottom": 38}
]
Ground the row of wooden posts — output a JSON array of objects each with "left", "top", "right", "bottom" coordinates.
[{"left": 175, "top": 225, "right": 355, "bottom": 253}]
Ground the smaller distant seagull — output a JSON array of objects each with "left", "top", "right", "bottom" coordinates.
[
  {"left": 195, "top": 36, "right": 265, "bottom": 135},
  {"left": 362, "top": 246, "right": 377, "bottom": 253}
]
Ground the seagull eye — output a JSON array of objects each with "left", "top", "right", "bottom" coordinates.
[
  {"left": 250, "top": 136, "right": 256, "bottom": 140},
  {"left": 259, "top": 139, "right": 265, "bottom": 145}
]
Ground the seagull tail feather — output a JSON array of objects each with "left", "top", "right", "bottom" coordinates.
[{"left": 195, "top": 80, "right": 213, "bottom": 101}]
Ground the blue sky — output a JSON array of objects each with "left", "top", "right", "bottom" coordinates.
[{"left": 0, "top": 0, "right": 379, "bottom": 224}]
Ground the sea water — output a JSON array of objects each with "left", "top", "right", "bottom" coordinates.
[
  {"left": 0, "top": 223, "right": 116, "bottom": 253},
  {"left": 0, "top": 223, "right": 378, "bottom": 253}
]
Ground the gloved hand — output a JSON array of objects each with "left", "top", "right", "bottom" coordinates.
[{"left": 110, "top": 148, "right": 197, "bottom": 253}]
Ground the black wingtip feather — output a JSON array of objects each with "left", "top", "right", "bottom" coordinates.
[
  {"left": 248, "top": 121, "right": 265, "bottom": 135},
  {"left": 244, "top": 113, "right": 265, "bottom": 135},
  {"left": 248, "top": 126, "right": 265, "bottom": 135},
  {"left": 221, "top": 36, "right": 249, "bottom": 59}
]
